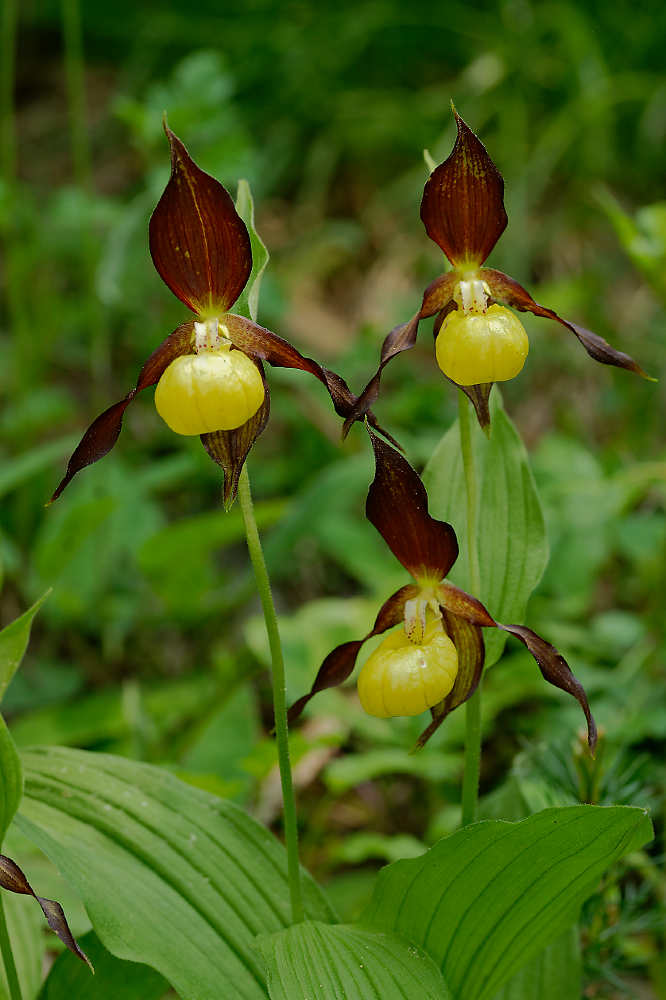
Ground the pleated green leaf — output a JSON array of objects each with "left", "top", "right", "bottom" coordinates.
[
  {"left": 234, "top": 179, "right": 269, "bottom": 324},
  {"left": 38, "top": 931, "right": 167, "bottom": 1000},
  {"left": 0, "top": 893, "right": 44, "bottom": 1000},
  {"left": 16, "top": 747, "right": 335, "bottom": 1000},
  {"left": 423, "top": 392, "right": 547, "bottom": 666},
  {"left": 0, "top": 591, "right": 51, "bottom": 706},
  {"left": 0, "top": 717, "right": 22, "bottom": 844},
  {"left": 490, "top": 926, "right": 581, "bottom": 1000},
  {"left": 362, "top": 806, "right": 652, "bottom": 1000},
  {"left": 258, "top": 921, "right": 451, "bottom": 1000}
]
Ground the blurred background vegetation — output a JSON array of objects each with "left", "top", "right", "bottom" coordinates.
[{"left": 1, "top": 1, "right": 664, "bottom": 996}]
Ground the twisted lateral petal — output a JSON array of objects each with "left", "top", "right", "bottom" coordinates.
[
  {"left": 484, "top": 268, "right": 650, "bottom": 378},
  {"left": 366, "top": 430, "right": 459, "bottom": 581},
  {"left": 342, "top": 272, "right": 458, "bottom": 435},
  {"left": 201, "top": 364, "right": 271, "bottom": 509},
  {"left": 50, "top": 322, "right": 194, "bottom": 501},
  {"left": 0, "top": 855, "right": 92, "bottom": 970},
  {"left": 287, "top": 585, "right": 419, "bottom": 725},
  {"left": 415, "top": 610, "right": 485, "bottom": 749},
  {"left": 437, "top": 581, "right": 597, "bottom": 749},
  {"left": 149, "top": 126, "right": 252, "bottom": 315},
  {"left": 223, "top": 313, "right": 399, "bottom": 443},
  {"left": 421, "top": 109, "right": 507, "bottom": 267}
]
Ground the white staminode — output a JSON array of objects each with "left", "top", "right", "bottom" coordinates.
[
  {"left": 194, "top": 318, "right": 231, "bottom": 353},
  {"left": 455, "top": 279, "right": 490, "bottom": 314}
]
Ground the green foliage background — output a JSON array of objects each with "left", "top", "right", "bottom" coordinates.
[{"left": 1, "top": 1, "right": 664, "bottom": 996}]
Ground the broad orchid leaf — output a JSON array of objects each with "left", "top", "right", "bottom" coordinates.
[
  {"left": 0, "top": 591, "right": 50, "bottom": 706},
  {"left": 16, "top": 747, "right": 335, "bottom": 1000},
  {"left": 258, "top": 921, "right": 451, "bottom": 1000},
  {"left": 0, "top": 717, "right": 22, "bottom": 845},
  {"left": 362, "top": 805, "right": 652, "bottom": 1000},
  {"left": 38, "top": 931, "right": 167, "bottom": 1000},
  {"left": 490, "top": 926, "right": 581, "bottom": 1000},
  {"left": 423, "top": 391, "right": 547, "bottom": 667}
]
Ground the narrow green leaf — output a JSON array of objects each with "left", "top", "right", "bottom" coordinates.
[
  {"left": 0, "top": 717, "right": 22, "bottom": 845},
  {"left": 38, "top": 930, "right": 167, "bottom": 1000},
  {"left": 362, "top": 805, "right": 652, "bottom": 1000},
  {"left": 16, "top": 747, "right": 335, "bottom": 1000},
  {"left": 423, "top": 392, "right": 548, "bottom": 666},
  {"left": 490, "top": 926, "right": 581, "bottom": 1000},
  {"left": 258, "top": 921, "right": 451, "bottom": 1000},
  {"left": 0, "top": 591, "right": 51, "bottom": 706},
  {"left": 234, "top": 180, "right": 269, "bottom": 323}
]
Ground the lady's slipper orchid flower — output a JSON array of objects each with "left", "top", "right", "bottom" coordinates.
[
  {"left": 288, "top": 429, "right": 596, "bottom": 751},
  {"left": 51, "top": 125, "right": 366, "bottom": 506},
  {"left": 345, "top": 108, "right": 649, "bottom": 431}
]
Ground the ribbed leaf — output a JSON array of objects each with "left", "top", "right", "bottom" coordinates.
[
  {"left": 0, "top": 893, "right": 43, "bottom": 1000},
  {"left": 258, "top": 921, "right": 451, "bottom": 1000},
  {"left": 362, "top": 805, "right": 652, "bottom": 1000},
  {"left": 16, "top": 747, "right": 335, "bottom": 1000},
  {"left": 38, "top": 931, "right": 167, "bottom": 1000},
  {"left": 490, "top": 926, "right": 581, "bottom": 1000},
  {"left": 423, "top": 392, "right": 547, "bottom": 666},
  {"left": 0, "top": 592, "right": 50, "bottom": 706}
]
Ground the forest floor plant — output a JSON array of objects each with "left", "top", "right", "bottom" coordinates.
[{"left": 0, "top": 110, "right": 656, "bottom": 999}]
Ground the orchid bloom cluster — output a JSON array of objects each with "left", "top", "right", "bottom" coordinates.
[
  {"left": 52, "top": 110, "right": 648, "bottom": 748},
  {"left": 288, "top": 429, "right": 597, "bottom": 750},
  {"left": 345, "top": 107, "right": 649, "bottom": 430},
  {"left": 52, "top": 124, "right": 373, "bottom": 507}
]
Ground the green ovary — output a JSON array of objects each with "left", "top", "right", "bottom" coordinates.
[
  {"left": 357, "top": 617, "right": 458, "bottom": 718},
  {"left": 435, "top": 304, "right": 529, "bottom": 385},
  {"left": 154, "top": 348, "right": 264, "bottom": 435}
]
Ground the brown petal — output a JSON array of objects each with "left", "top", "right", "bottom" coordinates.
[
  {"left": 366, "top": 430, "right": 459, "bottom": 581},
  {"left": 420, "top": 109, "right": 507, "bottom": 267},
  {"left": 223, "top": 313, "right": 399, "bottom": 442},
  {"left": 341, "top": 272, "right": 458, "bottom": 436},
  {"left": 200, "top": 363, "right": 270, "bottom": 509},
  {"left": 50, "top": 323, "right": 194, "bottom": 502},
  {"left": 415, "top": 611, "right": 485, "bottom": 749},
  {"left": 0, "top": 855, "right": 92, "bottom": 971},
  {"left": 500, "top": 623, "right": 597, "bottom": 751},
  {"left": 438, "top": 582, "right": 596, "bottom": 749},
  {"left": 484, "top": 268, "right": 650, "bottom": 378},
  {"left": 149, "top": 125, "right": 252, "bottom": 315},
  {"left": 287, "top": 585, "right": 418, "bottom": 725}
]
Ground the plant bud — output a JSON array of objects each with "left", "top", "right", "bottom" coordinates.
[
  {"left": 155, "top": 347, "right": 264, "bottom": 434},
  {"left": 435, "top": 304, "right": 528, "bottom": 385},
  {"left": 357, "top": 617, "right": 458, "bottom": 718}
]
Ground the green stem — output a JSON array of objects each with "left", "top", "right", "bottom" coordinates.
[
  {"left": 0, "top": 896, "right": 22, "bottom": 1000},
  {"left": 458, "top": 390, "right": 483, "bottom": 826},
  {"left": 237, "top": 465, "right": 304, "bottom": 924}
]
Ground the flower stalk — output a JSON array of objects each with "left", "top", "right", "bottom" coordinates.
[
  {"left": 458, "top": 389, "right": 483, "bottom": 826},
  {"left": 237, "top": 464, "right": 304, "bottom": 924},
  {"left": 0, "top": 896, "right": 22, "bottom": 1000}
]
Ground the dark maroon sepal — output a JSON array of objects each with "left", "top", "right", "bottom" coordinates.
[
  {"left": 415, "top": 611, "right": 485, "bottom": 749},
  {"left": 500, "top": 623, "right": 597, "bottom": 751},
  {"left": 149, "top": 124, "right": 252, "bottom": 315},
  {"left": 0, "top": 855, "right": 92, "bottom": 970},
  {"left": 366, "top": 430, "right": 458, "bottom": 581},
  {"left": 342, "top": 273, "right": 458, "bottom": 436},
  {"left": 484, "top": 268, "right": 650, "bottom": 378},
  {"left": 201, "top": 364, "right": 270, "bottom": 509},
  {"left": 50, "top": 323, "right": 194, "bottom": 502},
  {"left": 287, "top": 584, "right": 419, "bottom": 725},
  {"left": 420, "top": 109, "right": 507, "bottom": 268}
]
